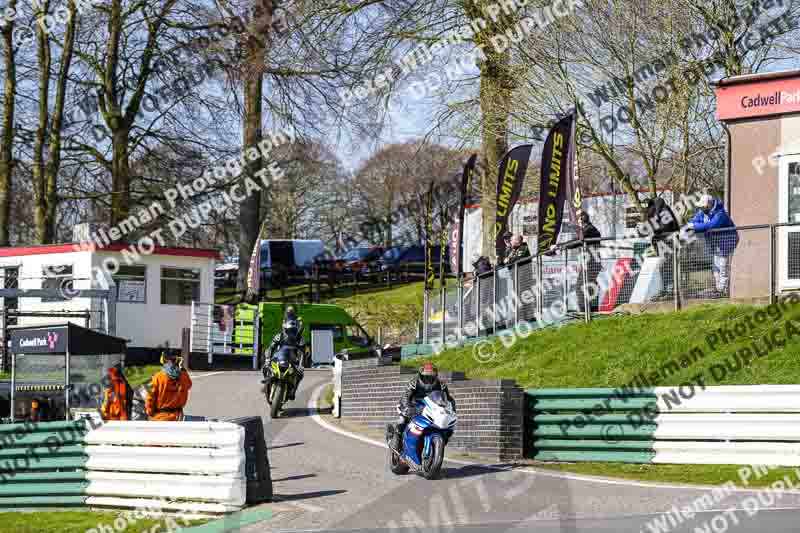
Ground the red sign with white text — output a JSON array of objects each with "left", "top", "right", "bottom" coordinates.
[{"left": 716, "top": 77, "right": 800, "bottom": 121}]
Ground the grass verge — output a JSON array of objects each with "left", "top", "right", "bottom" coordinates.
[
  {"left": 532, "top": 462, "right": 800, "bottom": 488},
  {"left": 314, "top": 383, "right": 334, "bottom": 411},
  {"left": 122, "top": 365, "right": 163, "bottom": 389},
  {"left": 0, "top": 510, "right": 205, "bottom": 533}
]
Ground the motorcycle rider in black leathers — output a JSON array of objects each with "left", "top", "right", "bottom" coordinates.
[
  {"left": 389, "top": 363, "right": 456, "bottom": 452},
  {"left": 263, "top": 310, "right": 307, "bottom": 400}
]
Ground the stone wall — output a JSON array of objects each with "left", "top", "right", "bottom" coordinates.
[{"left": 339, "top": 358, "right": 523, "bottom": 461}]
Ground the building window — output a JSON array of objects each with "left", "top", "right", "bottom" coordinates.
[
  {"left": 161, "top": 267, "right": 200, "bottom": 305},
  {"left": 114, "top": 265, "right": 147, "bottom": 303},
  {"left": 42, "top": 265, "right": 73, "bottom": 302},
  {"left": 788, "top": 162, "right": 800, "bottom": 223},
  {"left": 624, "top": 207, "right": 640, "bottom": 229}
]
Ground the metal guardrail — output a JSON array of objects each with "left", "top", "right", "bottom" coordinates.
[
  {"left": 526, "top": 385, "right": 800, "bottom": 465},
  {"left": 424, "top": 222, "right": 800, "bottom": 342},
  {"left": 190, "top": 302, "right": 260, "bottom": 369}
]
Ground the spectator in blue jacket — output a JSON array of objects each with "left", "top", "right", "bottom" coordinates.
[{"left": 687, "top": 194, "right": 739, "bottom": 297}]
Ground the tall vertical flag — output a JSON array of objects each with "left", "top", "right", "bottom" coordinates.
[
  {"left": 563, "top": 111, "right": 583, "bottom": 241},
  {"left": 439, "top": 208, "right": 447, "bottom": 287},
  {"left": 537, "top": 113, "right": 576, "bottom": 254},
  {"left": 457, "top": 154, "right": 477, "bottom": 278},
  {"left": 245, "top": 234, "right": 263, "bottom": 301},
  {"left": 494, "top": 145, "right": 534, "bottom": 260},
  {"left": 424, "top": 181, "right": 435, "bottom": 291}
]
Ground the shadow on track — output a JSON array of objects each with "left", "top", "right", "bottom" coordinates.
[
  {"left": 268, "top": 441, "right": 305, "bottom": 451},
  {"left": 274, "top": 489, "right": 347, "bottom": 501},
  {"left": 272, "top": 473, "right": 318, "bottom": 483}
]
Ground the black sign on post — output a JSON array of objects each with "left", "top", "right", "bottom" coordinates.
[
  {"left": 10, "top": 326, "right": 69, "bottom": 354},
  {"left": 9, "top": 323, "right": 127, "bottom": 355}
]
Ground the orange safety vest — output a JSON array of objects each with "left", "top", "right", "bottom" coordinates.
[
  {"left": 145, "top": 370, "right": 192, "bottom": 421},
  {"left": 101, "top": 371, "right": 130, "bottom": 421}
]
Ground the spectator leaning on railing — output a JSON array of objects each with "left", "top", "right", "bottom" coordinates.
[
  {"left": 503, "top": 235, "right": 531, "bottom": 264},
  {"left": 686, "top": 194, "right": 740, "bottom": 298},
  {"left": 646, "top": 196, "right": 681, "bottom": 299},
  {"left": 578, "top": 212, "right": 602, "bottom": 313}
]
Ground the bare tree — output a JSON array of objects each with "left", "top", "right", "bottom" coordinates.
[{"left": 0, "top": 0, "right": 17, "bottom": 245}]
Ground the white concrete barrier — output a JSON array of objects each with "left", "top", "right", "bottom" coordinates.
[
  {"left": 653, "top": 440, "right": 800, "bottom": 466},
  {"left": 85, "top": 421, "right": 246, "bottom": 511},
  {"left": 655, "top": 385, "right": 800, "bottom": 413}
]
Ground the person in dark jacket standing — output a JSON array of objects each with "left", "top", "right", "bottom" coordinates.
[
  {"left": 687, "top": 194, "right": 739, "bottom": 297},
  {"left": 646, "top": 197, "right": 680, "bottom": 298},
  {"left": 577, "top": 212, "right": 602, "bottom": 314},
  {"left": 503, "top": 235, "right": 531, "bottom": 264},
  {"left": 472, "top": 255, "right": 493, "bottom": 276}
]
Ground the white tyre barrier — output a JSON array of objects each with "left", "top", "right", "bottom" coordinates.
[{"left": 84, "top": 421, "right": 247, "bottom": 512}]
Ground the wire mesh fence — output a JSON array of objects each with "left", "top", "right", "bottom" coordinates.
[{"left": 422, "top": 223, "right": 792, "bottom": 345}]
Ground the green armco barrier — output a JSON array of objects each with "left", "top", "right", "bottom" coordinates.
[
  {"left": 532, "top": 414, "right": 656, "bottom": 426},
  {"left": 531, "top": 424, "right": 658, "bottom": 440},
  {"left": 533, "top": 450, "right": 657, "bottom": 463},
  {"left": 525, "top": 387, "right": 661, "bottom": 462},
  {"left": 0, "top": 420, "right": 88, "bottom": 434},
  {"left": 400, "top": 344, "right": 434, "bottom": 359},
  {"left": 0, "top": 444, "right": 85, "bottom": 459},
  {"left": 0, "top": 496, "right": 88, "bottom": 507},
  {"left": 0, "top": 471, "right": 86, "bottom": 483},
  {"left": 534, "top": 439, "right": 656, "bottom": 451},
  {"left": 0, "top": 482, "right": 89, "bottom": 497},
  {"left": 0, "top": 431, "right": 86, "bottom": 449},
  {"left": 528, "top": 397, "right": 657, "bottom": 411},
  {"left": 0, "top": 420, "right": 90, "bottom": 508},
  {"left": 0, "top": 455, "right": 88, "bottom": 472}
]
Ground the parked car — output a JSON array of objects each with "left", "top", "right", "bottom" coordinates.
[
  {"left": 376, "top": 245, "right": 450, "bottom": 276},
  {"left": 214, "top": 262, "right": 238, "bottom": 289},
  {"left": 340, "top": 246, "right": 384, "bottom": 274}
]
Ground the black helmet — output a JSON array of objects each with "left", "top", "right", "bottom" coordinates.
[
  {"left": 419, "top": 362, "right": 438, "bottom": 386},
  {"left": 283, "top": 319, "right": 300, "bottom": 340}
]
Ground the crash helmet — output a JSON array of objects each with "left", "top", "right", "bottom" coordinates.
[
  {"left": 419, "top": 362, "right": 439, "bottom": 386},
  {"left": 282, "top": 319, "right": 300, "bottom": 342},
  {"left": 285, "top": 306, "right": 297, "bottom": 320}
]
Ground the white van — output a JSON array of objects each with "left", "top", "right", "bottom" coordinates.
[{"left": 259, "top": 239, "right": 330, "bottom": 278}]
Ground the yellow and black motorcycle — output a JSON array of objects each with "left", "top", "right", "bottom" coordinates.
[{"left": 263, "top": 347, "right": 299, "bottom": 418}]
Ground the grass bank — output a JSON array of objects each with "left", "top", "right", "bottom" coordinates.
[
  {"left": 404, "top": 301, "right": 800, "bottom": 388},
  {"left": 331, "top": 281, "right": 424, "bottom": 343}
]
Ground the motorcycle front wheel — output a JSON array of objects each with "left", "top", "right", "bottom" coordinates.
[
  {"left": 270, "top": 382, "right": 285, "bottom": 419},
  {"left": 422, "top": 434, "right": 444, "bottom": 480},
  {"left": 388, "top": 448, "right": 409, "bottom": 475}
]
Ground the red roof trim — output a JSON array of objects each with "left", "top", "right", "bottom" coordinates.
[{"left": 0, "top": 243, "right": 220, "bottom": 259}]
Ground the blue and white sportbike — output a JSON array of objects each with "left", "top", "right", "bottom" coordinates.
[{"left": 386, "top": 391, "right": 457, "bottom": 479}]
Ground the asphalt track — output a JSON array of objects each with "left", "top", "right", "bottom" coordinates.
[{"left": 186, "top": 369, "right": 800, "bottom": 533}]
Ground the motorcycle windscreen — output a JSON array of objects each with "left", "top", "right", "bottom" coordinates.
[
  {"left": 275, "top": 352, "right": 292, "bottom": 367},
  {"left": 428, "top": 390, "right": 448, "bottom": 407}
]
